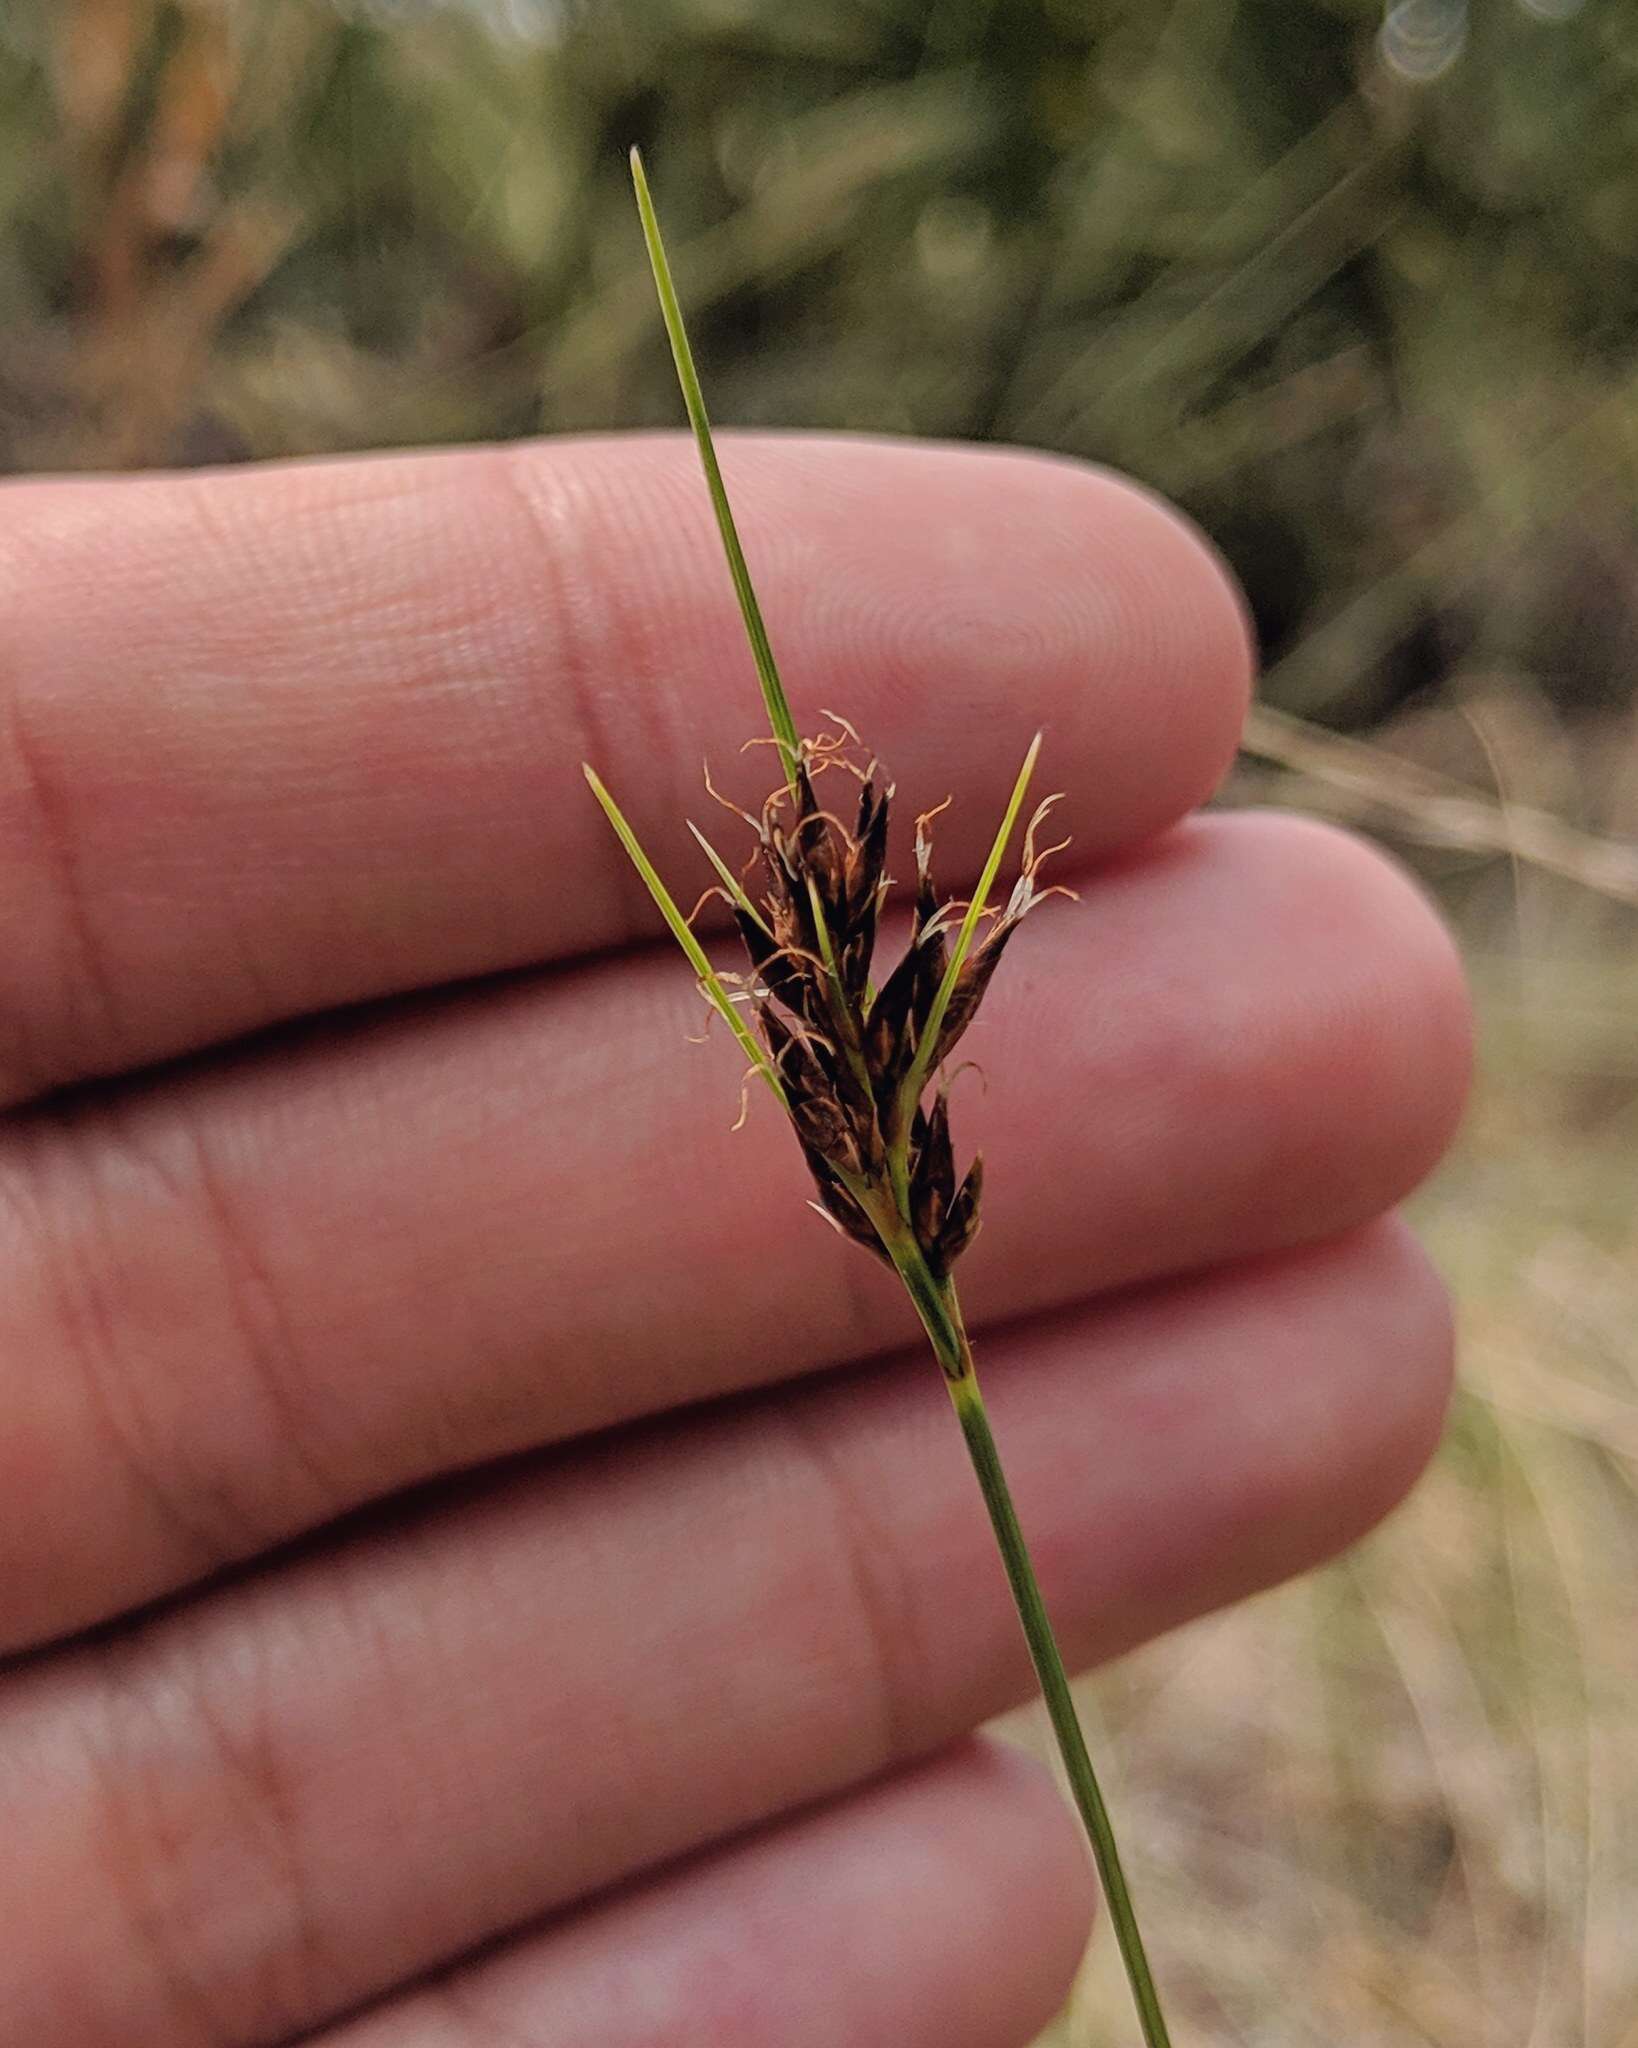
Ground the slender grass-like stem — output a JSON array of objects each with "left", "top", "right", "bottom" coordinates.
[
  {"left": 605, "top": 149, "right": 1180, "bottom": 2048},
  {"left": 947, "top": 1363, "right": 1174, "bottom": 2048},
  {"left": 873, "top": 1215, "right": 1174, "bottom": 2048},
  {"left": 630, "top": 145, "right": 801, "bottom": 790}
]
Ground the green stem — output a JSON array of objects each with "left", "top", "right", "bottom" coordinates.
[
  {"left": 950, "top": 1366, "right": 1174, "bottom": 2048},
  {"left": 629, "top": 147, "right": 801, "bottom": 790},
  {"left": 880, "top": 1225, "right": 1175, "bottom": 2048}
]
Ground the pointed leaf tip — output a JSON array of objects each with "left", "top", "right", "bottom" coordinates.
[
  {"left": 627, "top": 135, "right": 801, "bottom": 789},
  {"left": 893, "top": 731, "right": 1043, "bottom": 1125},
  {"left": 584, "top": 766, "right": 788, "bottom": 1110}
]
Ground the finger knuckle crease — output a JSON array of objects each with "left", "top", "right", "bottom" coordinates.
[
  {"left": 85, "top": 1628, "right": 336, "bottom": 2046},
  {"left": 0, "top": 668, "right": 124, "bottom": 1093}
]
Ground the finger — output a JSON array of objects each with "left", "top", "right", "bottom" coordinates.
[
  {"left": 0, "top": 435, "right": 1249, "bottom": 1101},
  {"left": 309, "top": 1743, "right": 1093, "bottom": 2048},
  {"left": 0, "top": 1222, "right": 1451, "bottom": 2048},
  {"left": 0, "top": 813, "right": 1469, "bottom": 1648}
]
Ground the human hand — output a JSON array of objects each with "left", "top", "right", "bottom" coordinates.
[{"left": 0, "top": 435, "right": 1469, "bottom": 2046}]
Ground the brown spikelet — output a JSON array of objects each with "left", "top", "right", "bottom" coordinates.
[
  {"left": 605, "top": 160, "right": 1178, "bottom": 2045},
  {"left": 693, "top": 731, "right": 1063, "bottom": 1282}
]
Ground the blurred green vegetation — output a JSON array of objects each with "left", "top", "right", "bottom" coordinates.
[
  {"left": 3, "top": 7, "right": 1638, "bottom": 2045},
  {"left": 6, "top": 0, "right": 1638, "bottom": 737}
]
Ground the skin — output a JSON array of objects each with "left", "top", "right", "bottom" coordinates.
[{"left": 0, "top": 434, "right": 1472, "bottom": 2048}]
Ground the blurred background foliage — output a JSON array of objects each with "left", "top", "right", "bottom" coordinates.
[
  {"left": 3, "top": 3, "right": 1638, "bottom": 2044},
  {"left": 5, "top": 0, "right": 1638, "bottom": 748}
]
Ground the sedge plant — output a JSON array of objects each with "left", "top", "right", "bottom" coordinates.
[{"left": 584, "top": 147, "right": 1175, "bottom": 2048}]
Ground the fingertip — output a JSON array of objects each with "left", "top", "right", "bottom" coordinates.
[
  {"left": 1323, "top": 1214, "right": 1458, "bottom": 1533},
  {"left": 1049, "top": 454, "right": 1258, "bottom": 832},
  {"left": 1203, "top": 1218, "right": 1459, "bottom": 1588},
  {"left": 1182, "top": 1221, "right": 1458, "bottom": 1617},
  {"left": 529, "top": 433, "right": 1258, "bottom": 864},
  {"left": 950, "top": 1736, "right": 1100, "bottom": 1996},
  {"left": 0, "top": 434, "right": 1261, "bottom": 1098},
  {"left": 811, "top": 1739, "right": 1099, "bottom": 2048},
  {"left": 850, "top": 442, "right": 1258, "bottom": 857},
  {"left": 1235, "top": 809, "right": 1475, "bottom": 1185}
]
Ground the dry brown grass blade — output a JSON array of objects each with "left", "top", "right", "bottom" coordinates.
[{"left": 1241, "top": 703, "right": 1638, "bottom": 907}]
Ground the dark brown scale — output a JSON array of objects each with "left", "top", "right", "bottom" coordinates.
[
  {"left": 926, "top": 923, "right": 1016, "bottom": 1070},
  {"left": 791, "top": 764, "right": 847, "bottom": 912},
  {"left": 719, "top": 734, "right": 1055, "bottom": 1283},
  {"left": 759, "top": 1004, "right": 832, "bottom": 1103},
  {"left": 734, "top": 907, "right": 807, "bottom": 1013},
  {"left": 845, "top": 782, "right": 890, "bottom": 934},
  {"left": 864, "top": 925, "right": 947, "bottom": 1105},
  {"left": 862, "top": 944, "right": 917, "bottom": 1092},
  {"left": 804, "top": 1152, "right": 892, "bottom": 1263},
  {"left": 933, "top": 1156, "right": 983, "bottom": 1275},
  {"left": 840, "top": 930, "right": 873, "bottom": 1005},
  {"left": 909, "top": 1094, "right": 956, "bottom": 1249}
]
